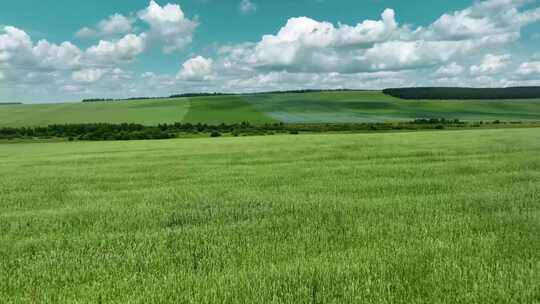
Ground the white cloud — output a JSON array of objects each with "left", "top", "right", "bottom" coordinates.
[
  {"left": 247, "top": 9, "right": 398, "bottom": 71},
  {"left": 98, "top": 14, "right": 134, "bottom": 36},
  {"left": 86, "top": 33, "right": 146, "bottom": 62},
  {"left": 470, "top": 54, "right": 511, "bottom": 76},
  {"left": 178, "top": 56, "right": 213, "bottom": 81},
  {"left": 75, "top": 27, "right": 97, "bottom": 39},
  {"left": 240, "top": 0, "right": 257, "bottom": 14},
  {"left": 141, "top": 71, "right": 156, "bottom": 79},
  {"left": 516, "top": 61, "right": 540, "bottom": 76},
  {"left": 61, "top": 84, "right": 83, "bottom": 92},
  {"left": 435, "top": 62, "right": 464, "bottom": 77},
  {"left": 72, "top": 68, "right": 106, "bottom": 83},
  {"left": 222, "top": 0, "right": 540, "bottom": 74},
  {"left": 32, "top": 40, "right": 83, "bottom": 70},
  {"left": 0, "top": 71, "right": 5, "bottom": 80},
  {"left": 3, "top": 0, "right": 540, "bottom": 103},
  {"left": 0, "top": 26, "right": 33, "bottom": 63},
  {"left": 76, "top": 14, "right": 134, "bottom": 38},
  {"left": 1, "top": 26, "right": 83, "bottom": 71},
  {"left": 138, "top": 0, "right": 198, "bottom": 54}
]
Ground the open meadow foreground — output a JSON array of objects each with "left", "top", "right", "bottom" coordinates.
[{"left": 1, "top": 128, "right": 539, "bottom": 303}]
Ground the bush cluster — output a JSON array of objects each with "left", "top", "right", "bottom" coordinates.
[{"left": 0, "top": 119, "right": 514, "bottom": 142}]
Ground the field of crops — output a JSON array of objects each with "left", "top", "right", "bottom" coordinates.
[
  {"left": 248, "top": 91, "right": 540, "bottom": 123},
  {"left": 2, "top": 91, "right": 540, "bottom": 127},
  {"left": 1, "top": 128, "right": 539, "bottom": 303}
]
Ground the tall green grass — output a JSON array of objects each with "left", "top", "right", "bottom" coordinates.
[{"left": 1, "top": 128, "right": 539, "bottom": 303}]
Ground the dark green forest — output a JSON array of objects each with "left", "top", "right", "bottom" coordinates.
[{"left": 383, "top": 87, "right": 540, "bottom": 99}]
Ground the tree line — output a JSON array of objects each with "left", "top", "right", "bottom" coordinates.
[
  {"left": 383, "top": 87, "right": 540, "bottom": 100},
  {"left": 81, "top": 89, "right": 365, "bottom": 103},
  {"left": 0, "top": 119, "right": 523, "bottom": 141}
]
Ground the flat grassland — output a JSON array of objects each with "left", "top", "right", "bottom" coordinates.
[
  {"left": 1, "top": 128, "right": 539, "bottom": 303},
  {"left": 2, "top": 91, "right": 540, "bottom": 127}
]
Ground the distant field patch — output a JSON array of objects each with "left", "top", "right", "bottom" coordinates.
[
  {"left": 182, "top": 95, "right": 276, "bottom": 124},
  {"left": 0, "top": 98, "right": 190, "bottom": 127},
  {"left": 247, "top": 91, "right": 540, "bottom": 123}
]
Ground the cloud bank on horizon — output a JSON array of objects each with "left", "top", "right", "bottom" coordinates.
[{"left": 1, "top": 0, "right": 540, "bottom": 102}]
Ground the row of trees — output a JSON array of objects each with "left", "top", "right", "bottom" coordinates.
[
  {"left": 82, "top": 89, "right": 366, "bottom": 103},
  {"left": 83, "top": 93, "right": 234, "bottom": 102},
  {"left": 0, "top": 119, "right": 505, "bottom": 141},
  {"left": 383, "top": 87, "right": 540, "bottom": 100}
]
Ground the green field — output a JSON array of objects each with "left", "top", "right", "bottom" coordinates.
[
  {"left": 183, "top": 95, "right": 275, "bottom": 124},
  {"left": 2, "top": 91, "right": 540, "bottom": 127},
  {"left": 248, "top": 91, "right": 540, "bottom": 123},
  {"left": 1, "top": 128, "right": 539, "bottom": 303},
  {"left": 0, "top": 98, "right": 191, "bottom": 127}
]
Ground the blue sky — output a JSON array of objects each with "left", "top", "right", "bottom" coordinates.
[{"left": 1, "top": 0, "right": 540, "bottom": 103}]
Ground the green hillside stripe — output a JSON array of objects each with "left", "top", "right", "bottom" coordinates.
[
  {"left": 0, "top": 98, "right": 191, "bottom": 127},
  {"left": 246, "top": 91, "right": 540, "bottom": 123},
  {"left": 181, "top": 95, "right": 276, "bottom": 124},
  {"left": 1, "top": 91, "right": 540, "bottom": 127}
]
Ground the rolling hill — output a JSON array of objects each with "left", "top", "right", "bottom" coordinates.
[{"left": 2, "top": 91, "right": 540, "bottom": 127}]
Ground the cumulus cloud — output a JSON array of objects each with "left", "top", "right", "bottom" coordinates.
[
  {"left": 32, "top": 40, "right": 83, "bottom": 70},
  {"left": 1, "top": 26, "right": 83, "bottom": 71},
  {"left": 0, "top": 26, "right": 33, "bottom": 64},
  {"left": 516, "top": 61, "right": 540, "bottom": 76},
  {"left": 98, "top": 14, "right": 135, "bottom": 36},
  {"left": 72, "top": 68, "right": 106, "bottom": 83},
  {"left": 435, "top": 62, "right": 464, "bottom": 77},
  {"left": 177, "top": 56, "right": 213, "bottom": 81},
  {"left": 76, "top": 14, "right": 134, "bottom": 38},
  {"left": 86, "top": 33, "right": 146, "bottom": 62},
  {"left": 75, "top": 27, "right": 98, "bottom": 39},
  {"left": 75, "top": 2, "right": 197, "bottom": 54},
  {"left": 220, "top": 0, "right": 540, "bottom": 74},
  {"left": 243, "top": 9, "right": 399, "bottom": 72},
  {"left": 240, "top": 0, "right": 257, "bottom": 14},
  {"left": 138, "top": 0, "right": 198, "bottom": 54},
  {"left": 470, "top": 54, "right": 511, "bottom": 76},
  {"left": 3, "top": 0, "right": 540, "bottom": 102}
]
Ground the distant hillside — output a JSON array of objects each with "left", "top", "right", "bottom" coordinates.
[
  {"left": 0, "top": 102, "right": 22, "bottom": 106},
  {"left": 82, "top": 89, "right": 361, "bottom": 102},
  {"left": 383, "top": 87, "right": 540, "bottom": 100},
  {"left": 2, "top": 91, "right": 540, "bottom": 128}
]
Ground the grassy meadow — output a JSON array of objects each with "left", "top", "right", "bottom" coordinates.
[
  {"left": 2, "top": 91, "right": 540, "bottom": 127},
  {"left": 1, "top": 128, "right": 539, "bottom": 303}
]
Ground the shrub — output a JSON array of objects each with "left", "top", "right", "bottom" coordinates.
[{"left": 210, "top": 131, "right": 222, "bottom": 137}]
